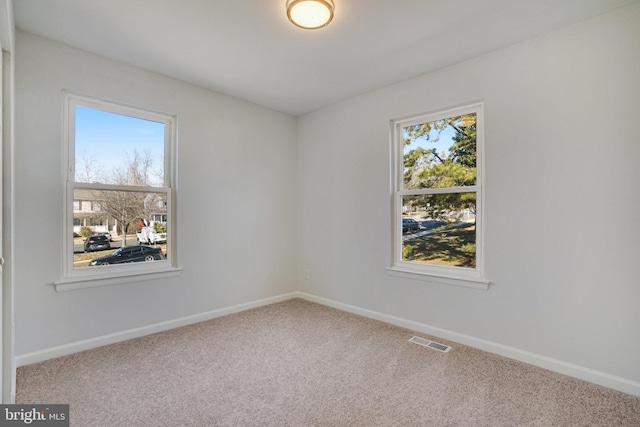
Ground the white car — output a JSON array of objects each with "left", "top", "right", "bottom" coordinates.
[{"left": 136, "top": 227, "right": 167, "bottom": 244}]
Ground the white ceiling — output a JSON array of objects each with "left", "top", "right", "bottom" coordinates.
[{"left": 13, "top": 0, "right": 638, "bottom": 116}]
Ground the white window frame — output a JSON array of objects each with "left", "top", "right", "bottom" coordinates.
[
  {"left": 388, "top": 103, "right": 489, "bottom": 290},
  {"left": 56, "top": 92, "right": 181, "bottom": 291}
]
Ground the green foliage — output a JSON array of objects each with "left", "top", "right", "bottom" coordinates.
[
  {"left": 79, "top": 226, "right": 93, "bottom": 238},
  {"left": 153, "top": 222, "right": 167, "bottom": 233},
  {"left": 403, "top": 113, "right": 477, "bottom": 221},
  {"left": 402, "top": 245, "right": 414, "bottom": 260},
  {"left": 460, "top": 243, "right": 476, "bottom": 255}
]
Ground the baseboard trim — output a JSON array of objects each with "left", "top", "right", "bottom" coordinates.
[
  {"left": 16, "top": 292, "right": 298, "bottom": 367},
  {"left": 296, "top": 292, "right": 640, "bottom": 397}
]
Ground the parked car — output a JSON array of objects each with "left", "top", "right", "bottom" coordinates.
[
  {"left": 402, "top": 218, "right": 421, "bottom": 233},
  {"left": 95, "top": 231, "right": 113, "bottom": 241},
  {"left": 84, "top": 234, "right": 111, "bottom": 252},
  {"left": 88, "top": 245, "right": 165, "bottom": 266},
  {"left": 137, "top": 226, "right": 167, "bottom": 244}
]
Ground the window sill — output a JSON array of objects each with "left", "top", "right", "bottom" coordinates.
[
  {"left": 54, "top": 267, "right": 183, "bottom": 292},
  {"left": 386, "top": 266, "right": 490, "bottom": 291}
]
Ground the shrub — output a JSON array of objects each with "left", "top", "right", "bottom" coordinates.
[
  {"left": 153, "top": 222, "right": 167, "bottom": 233},
  {"left": 460, "top": 243, "right": 476, "bottom": 255},
  {"left": 79, "top": 226, "right": 93, "bottom": 238},
  {"left": 402, "top": 244, "right": 414, "bottom": 260}
]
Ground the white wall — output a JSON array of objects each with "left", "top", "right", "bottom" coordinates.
[
  {"left": 14, "top": 31, "right": 297, "bottom": 356},
  {"left": 296, "top": 4, "right": 640, "bottom": 385}
]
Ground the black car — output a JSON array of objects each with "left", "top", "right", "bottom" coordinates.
[
  {"left": 402, "top": 218, "right": 421, "bottom": 233},
  {"left": 84, "top": 234, "right": 111, "bottom": 252},
  {"left": 88, "top": 245, "right": 165, "bottom": 266}
]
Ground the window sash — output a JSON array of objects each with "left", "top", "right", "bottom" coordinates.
[
  {"left": 398, "top": 186, "right": 479, "bottom": 196},
  {"left": 65, "top": 93, "right": 174, "bottom": 187},
  {"left": 64, "top": 184, "right": 173, "bottom": 280}
]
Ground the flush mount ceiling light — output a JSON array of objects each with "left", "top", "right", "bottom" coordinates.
[{"left": 286, "top": 0, "right": 335, "bottom": 30}]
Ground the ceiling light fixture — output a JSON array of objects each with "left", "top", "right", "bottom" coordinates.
[{"left": 286, "top": 0, "right": 335, "bottom": 30}]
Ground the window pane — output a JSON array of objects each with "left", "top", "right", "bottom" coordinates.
[
  {"left": 402, "top": 193, "right": 476, "bottom": 268},
  {"left": 403, "top": 113, "right": 476, "bottom": 190},
  {"left": 73, "top": 188, "right": 168, "bottom": 269},
  {"left": 74, "top": 106, "right": 165, "bottom": 186}
]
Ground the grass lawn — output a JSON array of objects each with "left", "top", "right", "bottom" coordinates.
[{"left": 403, "top": 222, "right": 476, "bottom": 268}]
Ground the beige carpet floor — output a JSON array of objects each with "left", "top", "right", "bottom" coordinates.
[{"left": 16, "top": 298, "right": 640, "bottom": 426}]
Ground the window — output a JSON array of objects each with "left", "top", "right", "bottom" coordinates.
[
  {"left": 58, "top": 93, "right": 179, "bottom": 290},
  {"left": 389, "top": 103, "right": 488, "bottom": 290}
]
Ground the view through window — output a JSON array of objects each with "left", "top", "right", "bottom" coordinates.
[
  {"left": 64, "top": 94, "right": 175, "bottom": 279},
  {"left": 392, "top": 103, "right": 484, "bottom": 283}
]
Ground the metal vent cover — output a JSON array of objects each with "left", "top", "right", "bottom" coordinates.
[{"left": 409, "top": 336, "right": 452, "bottom": 353}]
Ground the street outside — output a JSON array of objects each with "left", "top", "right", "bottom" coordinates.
[
  {"left": 73, "top": 234, "right": 141, "bottom": 253},
  {"left": 73, "top": 234, "right": 167, "bottom": 268}
]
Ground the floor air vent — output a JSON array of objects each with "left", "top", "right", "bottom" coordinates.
[{"left": 409, "top": 336, "right": 452, "bottom": 353}]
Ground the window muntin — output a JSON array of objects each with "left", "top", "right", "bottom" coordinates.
[
  {"left": 391, "top": 103, "right": 486, "bottom": 285},
  {"left": 63, "top": 93, "right": 176, "bottom": 283}
]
